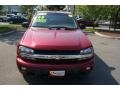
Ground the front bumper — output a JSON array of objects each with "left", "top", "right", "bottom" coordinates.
[{"left": 17, "top": 56, "right": 94, "bottom": 75}]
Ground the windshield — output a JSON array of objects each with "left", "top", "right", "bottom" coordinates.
[{"left": 31, "top": 13, "right": 78, "bottom": 29}]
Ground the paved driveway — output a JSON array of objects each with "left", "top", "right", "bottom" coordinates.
[{"left": 0, "top": 31, "right": 120, "bottom": 85}]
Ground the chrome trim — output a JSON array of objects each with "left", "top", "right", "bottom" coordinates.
[{"left": 20, "top": 53, "right": 93, "bottom": 60}]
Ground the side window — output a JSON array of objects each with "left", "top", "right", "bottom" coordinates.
[
  {"left": 17, "top": 16, "right": 21, "bottom": 19},
  {"left": 14, "top": 16, "right": 18, "bottom": 19}
]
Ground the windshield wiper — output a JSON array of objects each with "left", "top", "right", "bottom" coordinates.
[
  {"left": 48, "top": 26, "right": 77, "bottom": 30},
  {"left": 32, "top": 26, "right": 77, "bottom": 30},
  {"left": 32, "top": 26, "right": 49, "bottom": 28}
]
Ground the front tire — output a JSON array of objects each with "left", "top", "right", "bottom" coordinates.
[{"left": 0, "top": 19, "right": 3, "bottom": 22}]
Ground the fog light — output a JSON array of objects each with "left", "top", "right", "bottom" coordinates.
[
  {"left": 21, "top": 67, "right": 27, "bottom": 70},
  {"left": 86, "top": 67, "right": 91, "bottom": 70}
]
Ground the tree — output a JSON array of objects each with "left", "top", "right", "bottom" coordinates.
[
  {"left": 46, "top": 5, "right": 65, "bottom": 11},
  {"left": 21, "top": 5, "right": 37, "bottom": 21},
  {"left": 0, "top": 5, "right": 3, "bottom": 15},
  {"left": 75, "top": 5, "right": 105, "bottom": 29},
  {"left": 75, "top": 5, "right": 120, "bottom": 29},
  {"left": 75, "top": 5, "right": 106, "bottom": 20},
  {"left": 110, "top": 6, "right": 120, "bottom": 30}
]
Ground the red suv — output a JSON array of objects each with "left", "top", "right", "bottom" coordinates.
[{"left": 17, "top": 11, "right": 94, "bottom": 77}]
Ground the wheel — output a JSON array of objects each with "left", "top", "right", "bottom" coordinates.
[{"left": 0, "top": 19, "right": 3, "bottom": 22}]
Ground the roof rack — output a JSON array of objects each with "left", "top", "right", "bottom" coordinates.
[{"left": 36, "top": 11, "right": 72, "bottom": 15}]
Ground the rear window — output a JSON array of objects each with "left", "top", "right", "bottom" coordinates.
[{"left": 31, "top": 13, "right": 78, "bottom": 29}]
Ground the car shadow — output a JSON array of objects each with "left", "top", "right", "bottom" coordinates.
[
  {"left": 23, "top": 54, "right": 118, "bottom": 85},
  {"left": 0, "top": 30, "right": 25, "bottom": 45}
]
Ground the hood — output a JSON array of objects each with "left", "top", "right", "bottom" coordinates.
[{"left": 20, "top": 27, "right": 91, "bottom": 50}]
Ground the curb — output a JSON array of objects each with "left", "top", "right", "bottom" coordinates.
[
  {"left": 95, "top": 32, "right": 120, "bottom": 40},
  {"left": 83, "top": 31, "right": 94, "bottom": 34},
  {"left": 95, "top": 27, "right": 120, "bottom": 31},
  {"left": 0, "top": 30, "right": 16, "bottom": 36}
]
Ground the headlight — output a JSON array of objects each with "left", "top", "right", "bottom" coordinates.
[
  {"left": 79, "top": 47, "right": 94, "bottom": 59},
  {"left": 80, "top": 47, "right": 93, "bottom": 55},
  {"left": 18, "top": 46, "right": 34, "bottom": 58}
]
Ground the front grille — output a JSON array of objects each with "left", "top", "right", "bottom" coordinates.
[
  {"left": 24, "top": 57, "right": 89, "bottom": 64},
  {"left": 24, "top": 50, "right": 82, "bottom": 64},
  {"left": 32, "top": 58, "right": 79, "bottom": 64},
  {"left": 34, "top": 50, "right": 80, "bottom": 55}
]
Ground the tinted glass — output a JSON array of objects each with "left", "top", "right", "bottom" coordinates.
[{"left": 31, "top": 13, "right": 78, "bottom": 29}]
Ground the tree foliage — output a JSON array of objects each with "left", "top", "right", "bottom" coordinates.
[
  {"left": 0, "top": 5, "right": 3, "bottom": 15},
  {"left": 21, "top": 5, "right": 37, "bottom": 21},
  {"left": 75, "top": 5, "right": 120, "bottom": 20},
  {"left": 75, "top": 5, "right": 120, "bottom": 29}
]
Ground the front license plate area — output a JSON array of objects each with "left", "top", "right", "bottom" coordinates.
[{"left": 49, "top": 70, "right": 65, "bottom": 76}]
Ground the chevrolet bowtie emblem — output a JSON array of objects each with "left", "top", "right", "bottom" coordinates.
[{"left": 51, "top": 56, "right": 64, "bottom": 60}]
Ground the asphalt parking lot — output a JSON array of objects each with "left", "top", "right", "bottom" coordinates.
[{"left": 0, "top": 31, "right": 120, "bottom": 85}]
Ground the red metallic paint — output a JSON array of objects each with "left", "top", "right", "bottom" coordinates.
[
  {"left": 17, "top": 27, "right": 94, "bottom": 76},
  {"left": 19, "top": 27, "right": 92, "bottom": 50}
]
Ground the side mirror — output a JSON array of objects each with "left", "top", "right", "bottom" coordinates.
[
  {"left": 79, "top": 24, "right": 86, "bottom": 29},
  {"left": 22, "top": 22, "right": 29, "bottom": 28}
]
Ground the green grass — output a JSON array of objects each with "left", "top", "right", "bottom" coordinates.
[
  {"left": 0, "top": 24, "right": 19, "bottom": 33},
  {"left": 84, "top": 27, "right": 95, "bottom": 33}
]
